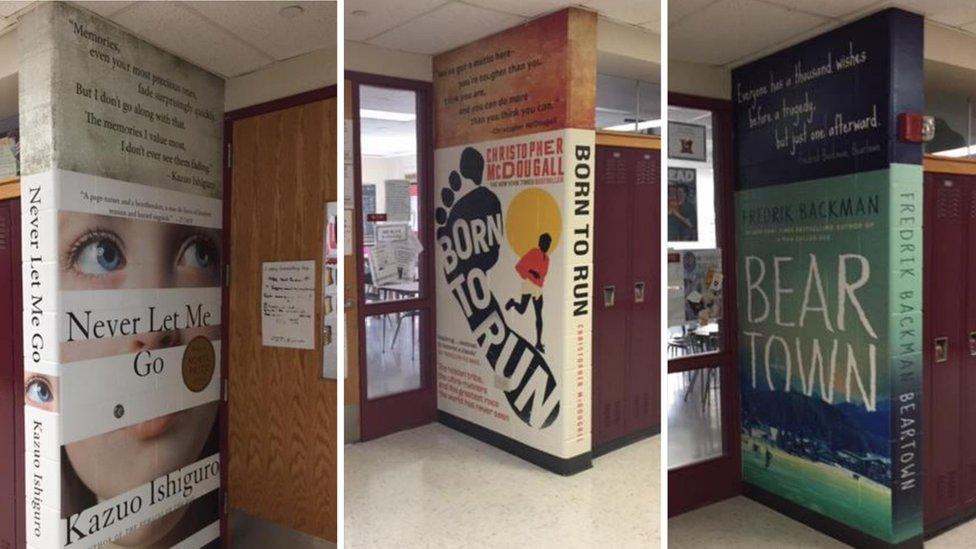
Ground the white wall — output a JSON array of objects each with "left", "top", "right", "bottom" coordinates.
[
  {"left": 668, "top": 59, "right": 731, "bottom": 99},
  {"left": 345, "top": 41, "right": 432, "bottom": 81},
  {"left": 224, "top": 47, "right": 337, "bottom": 111}
]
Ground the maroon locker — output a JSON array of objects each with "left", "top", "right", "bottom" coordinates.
[
  {"left": 924, "top": 174, "right": 975, "bottom": 527},
  {"left": 629, "top": 149, "right": 660, "bottom": 432},
  {"left": 593, "top": 145, "right": 661, "bottom": 450},
  {"left": 0, "top": 198, "right": 23, "bottom": 549},
  {"left": 593, "top": 146, "right": 634, "bottom": 447}
]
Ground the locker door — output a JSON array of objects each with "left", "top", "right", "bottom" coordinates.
[
  {"left": 593, "top": 146, "right": 633, "bottom": 448},
  {"left": 628, "top": 148, "right": 661, "bottom": 432},
  {"left": 961, "top": 178, "right": 976, "bottom": 508},
  {"left": 0, "top": 199, "right": 22, "bottom": 549},
  {"left": 924, "top": 174, "right": 967, "bottom": 525}
]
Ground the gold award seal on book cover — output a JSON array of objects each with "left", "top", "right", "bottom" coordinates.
[{"left": 182, "top": 335, "right": 216, "bottom": 392}]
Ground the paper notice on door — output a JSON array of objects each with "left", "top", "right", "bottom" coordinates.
[
  {"left": 344, "top": 120, "right": 354, "bottom": 209},
  {"left": 262, "top": 260, "right": 316, "bottom": 349},
  {"left": 385, "top": 179, "right": 411, "bottom": 221}
]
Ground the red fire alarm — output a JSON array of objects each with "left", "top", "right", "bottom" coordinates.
[{"left": 898, "top": 113, "right": 934, "bottom": 143}]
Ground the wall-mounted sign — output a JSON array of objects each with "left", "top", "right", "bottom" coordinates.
[
  {"left": 262, "top": 261, "right": 316, "bottom": 349},
  {"left": 667, "top": 167, "right": 698, "bottom": 242},
  {"left": 668, "top": 122, "right": 707, "bottom": 161},
  {"left": 376, "top": 222, "right": 409, "bottom": 243}
]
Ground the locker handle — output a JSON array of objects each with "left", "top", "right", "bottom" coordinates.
[
  {"left": 603, "top": 286, "right": 615, "bottom": 308},
  {"left": 970, "top": 332, "right": 976, "bottom": 356},
  {"left": 634, "top": 281, "right": 645, "bottom": 303},
  {"left": 935, "top": 337, "right": 948, "bottom": 363}
]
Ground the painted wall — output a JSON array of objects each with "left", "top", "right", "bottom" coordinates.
[
  {"left": 433, "top": 8, "right": 596, "bottom": 465},
  {"left": 224, "top": 47, "right": 337, "bottom": 112},
  {"left": 733, "top": 9, "right": 923, "bottom": 544},
  {"left": 20, "top": 2, "right": 224, "bottom": 546},
  {"left": 345, "top": 41, "right": 432, "bottom": 82}
]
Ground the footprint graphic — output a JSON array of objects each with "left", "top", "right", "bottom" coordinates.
[{"left": 437, "top": 147, "right": 560, "bottom": 429}]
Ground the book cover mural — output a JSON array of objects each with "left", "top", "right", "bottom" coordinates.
[
  {"left": 20, "top": 3, "right": 224, "bottom": 547},
  {"left": 732, "top": 9, "right": 923, "bottom": 544},
  {"left": 433, "top": 9, "right": 596, "bottom": 460}
]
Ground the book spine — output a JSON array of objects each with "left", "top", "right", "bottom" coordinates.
[{"left": 887, "top": 164, "right": 924, "bottom": 542}]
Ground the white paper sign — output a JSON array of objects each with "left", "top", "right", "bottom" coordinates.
[
  {"left": 262, "top": 260, "right": 316, "bottom": 349},
  {"left": 344, "top": 120, "right": 354, "bottom": 209},
  {"left": 385, "top": 179, "right": 411, "bottom": 221}
]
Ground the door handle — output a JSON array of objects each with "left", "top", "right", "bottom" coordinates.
[
  {"left": 634, "top": 281, "right": 645, "bottom": 303},
  {"left": 603, "top": 286, "right": 615, "bottom": 308},
  {"left": 935, "top": 337, "right": 948, "bottom": 363}
]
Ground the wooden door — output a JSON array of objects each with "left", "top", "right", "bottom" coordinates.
[
  {"left": 593, "top": 146, "right": 634, "bottom": 448},
  {"left": 629, "top": 149, "right": 661, "bottom": 433},
  {"left": 226, "top": 94, "right": 337, "bottom": 541},
  {"left": 0, "top": 198, "right": 23, "bottom": 549}
]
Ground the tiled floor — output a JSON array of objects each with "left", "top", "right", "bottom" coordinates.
[
  {"left": 345, "top": 423, "right": 660, "bottom": 548},
  {"left": 230, "top": 510, "right": 335, "bottom": 548},
  {"left": 669, "top": 496, "right": 976, "bottom": 548}
]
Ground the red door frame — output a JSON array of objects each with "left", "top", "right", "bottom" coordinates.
[
  {"left": 346, "top": 71, "right": 437, "bottom": 440},
  {"left": 667, "top": 93, "right": 742, "bottom": 516},
  {"left": 221, "top": 86, "right": 339, "bottom": 546},
  {"left": 0, "top": 198, "right": 23, "bottom": 549}
]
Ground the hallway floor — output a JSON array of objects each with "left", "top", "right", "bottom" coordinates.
[
  {"left": 345, "top": 423, "right": 660, "bottom": 548},
  {"left": 669, "top": 496, "right": 975, "bottom": 548}
]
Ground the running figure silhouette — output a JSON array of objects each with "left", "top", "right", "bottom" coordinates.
[{"left": 506, "top": 232, "right": 551, "bottom": 353}]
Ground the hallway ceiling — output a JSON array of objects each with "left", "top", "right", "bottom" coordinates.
[
  {"left": 671, "top": 0, "right": 976, "bottom": 68},
  {"left": 345, "top": 0, "right": 660, "bottom": 55},
  {"left": 0, "top": 1, "right": 337, "bottom": 78}
]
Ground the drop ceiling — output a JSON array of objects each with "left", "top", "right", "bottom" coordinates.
[
  {"left": 346, "top": 0, "right": 660, "bottom": 55},
  {"left": 671, "top": 0, "right": 976, "bottom": 68},
  {"left": 0, "top": 1, "right": 337, "bottom": 79}
]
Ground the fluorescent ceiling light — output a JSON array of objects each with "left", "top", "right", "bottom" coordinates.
[
  {"left": 361, "top": 109, "right": 416, "bottom": 122},
  {"left": 931, "top": 144, "right": 976, "bottom": 158},
  {"left": 601, "top": 119, "right": 661, "bottom": 132}
]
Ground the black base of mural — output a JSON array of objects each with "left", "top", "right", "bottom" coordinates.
[
  {"left": 592, "top": 424, "right": 660, "bottom": 458},
  {"left": 744, "top": 483, "right": 923, "bottom": 549},
  {"left": 438, "top": 411, "right": 593, "bottom": 475}
]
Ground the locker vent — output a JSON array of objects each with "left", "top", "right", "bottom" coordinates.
[
  {"left": 970, "top": 187, "right": 976, "bottom": 220},
  {"left": 605, "top": 154, "right": 627, "bottom": 186},
  {"left": 936, "top": 186, "right": 962, "bottom": 220},
  {"left": 0, "top": 212, "right": 7, "bottom": 251},
  {"left": 635, "top": 155, "right": 658, "bottom": 185}
]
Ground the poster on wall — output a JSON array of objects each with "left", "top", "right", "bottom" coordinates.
[
  {"left": 433, "top": 8, "right": 596, "bottom": 462},
  {"left": 679, "top": 249, "right": 722, "bottom": 324},
  {"left": 732, "top": 8, "right": 923, "bottom": 545},
  {"left": 322, "top": 204, "right": 339, "bottom": 379},
  {"left": 667, "top": 122, "right": 706, "bottom": 161},
  {"left": 262, "top": 261, "right": 316, "bottom": 350},
  {"left": 20, "top": 4, "right": 225, "bottom": 546},
  {"left": 667, "top": 167, "right": 698, "bottom": 241}
]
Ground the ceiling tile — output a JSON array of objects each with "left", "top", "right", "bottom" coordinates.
[
  {"left": 186, "top": 1, "right": 335, "bottom": 61},
  {"left": 464, "top": 0, "right": 572, "bottom": 18},
  {"left": 368, "top": 2, "right": 524, "bottom": 55},
  {"left": 584, "top": 0, "right": 659, "bottom": 26},
  {"left": 904, "top": 0, "right": 976, "bottom": 27},
  {"left": 111, "top": 1, "right": 272, "bottom": 77},
  {"left": 0, "top": 1, "right": 30, "bottom": 18},
  {"left": 345, "top": 0, "right": 449, "bottom": 42},
  {"left": 669, "top": 0, "right": 828, "bottom": 65},
  {"left": 760, "top": 0, "right": 881, "bottom": 19},
  {"left": 669, "top": 0, "right": 718, "bottom": 24}
]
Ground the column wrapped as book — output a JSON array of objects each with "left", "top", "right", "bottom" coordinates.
[{"left": 20, "top": 2, "right": 224, "bottom": 546}]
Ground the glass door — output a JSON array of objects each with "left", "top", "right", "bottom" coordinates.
[
  {"left": 350, "top": 73, "right": 436, "bottom": 440},
  {"left": 666, "top": 94, "right": 741, "bottom": 515}
]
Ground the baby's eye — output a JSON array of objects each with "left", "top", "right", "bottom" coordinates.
[
  {"left": 25, "top": 378, "right": 53, "bottom": 405},
  {"left": 178, "top": 236, "right": 219, "bottom": 270},
  {"left": 74, "top": 236, "right": 126, "bottom": 274}
]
